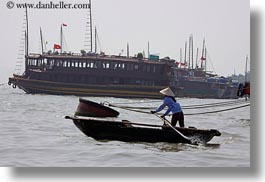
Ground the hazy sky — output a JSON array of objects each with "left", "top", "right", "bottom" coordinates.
[{"left": 0, "top": 0, "right": 250, "bottom": 83}]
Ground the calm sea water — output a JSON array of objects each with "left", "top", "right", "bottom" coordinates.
[{"left": 0, "top": 85, "right": 250, "bottom": 167}]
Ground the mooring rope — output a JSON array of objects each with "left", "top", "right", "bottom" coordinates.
[
  {"left": 109, "top": 98, "right": 188, "bottom": 105},
  {"left": 184, "top": 104, "right": 250, "bottom": 115},
  {"left": 106, "top": 99, "right": 249, "bottom": 111},
  {"left": 106, "top": 102, "right": 250, "bottom": 116},
  {"left": 183, "top": 100, "right": 249, "bottom": 110}
]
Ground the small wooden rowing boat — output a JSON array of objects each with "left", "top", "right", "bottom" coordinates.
[
  {"left": 65, "top": 116, "right": 221, "bottom": 144},
  {"left": 75, "top": 98, "right": 120, "bottom": 117}
]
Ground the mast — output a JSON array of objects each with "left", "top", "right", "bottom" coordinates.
[
  {"left": 60, "top": 24, "right": 63, "bottom": 54},
  {"left": 84, "top": 0, "right": 93, "bottom": 52},
  {"left": 25, "top": 6, "right": 29, "bottom": 57},
  {"left": 191, "top": 35, "right": 194, "bottom": 69},
  {"left": 205, "top": 46, "right": 207, "bottom": 74},
  {"left": 245, "top": 55, "right": 248, "bottom": 82},
  {"left": 25, "top": 31, "right": 27, "bottom": 59},
  {"left": 89, "top": 0, "right": 93, "bottom": 52},
  {"left": 184, "top": 41, "right": 187, "bottom": 69},
  {"left": 127, "top": 43, "right": 130, "bottom": 58},
  {"left": 148, "top": 41, "right": 150, "bottom": 59},
  {"left": 95, "top": 26, "right": 97, "bottom": 53},
  {"left": 188, "top": 35, "right": 194, "bottom": 69},
  {"left": 24, "top": 6, "right": 29, "bottom": 72},
  {"left": 195, "top": 48, "right": 199, "bottom": 69},
  {"left": 188, "top": 37, "right": 190, "bottom": 69},
  {"left": 40, "top": 27, "right": 44, "bottom": 54},
  {"left": 180, "top": 48, "right": 182, "bottom": 65},
  {"left": 201, "top": 38, "right": 206, "bottom": 69}
]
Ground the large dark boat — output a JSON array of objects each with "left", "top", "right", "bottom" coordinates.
[
  {"left": 8, "top": 53, "right": 176, "bottom": 98},
  {"left": 8, "top": 3, "right": 239, "bottom": 99}
]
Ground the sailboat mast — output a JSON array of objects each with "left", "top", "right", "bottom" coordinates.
[
  {"left": 127, "top": 43, "right": 130, "bottom": 58},
  {"left": 40, "top": 27, "right": 44, "bottom": 54},
  {"left": 24, "top": 31, "right": 27, "bottom": 56},
  {"left": 205, "top": 46, "right": 207, "bottom": 74},
  {"left": 188, "top": 37, "right": 191, "bottom": 69},
  {"left": 25, "top": 6, "right": 29, "bottom": 56},
  {"left": 184, "top": 41, "right": 187, "bottom": 69},
  {"left": 147, "top": 41, "right": 150, "bottom": 59},
  {"left": 201, "top": 39, "right": 205, "bottom": 69},
  {"left": 245, "top": 55, "right": 248, "bottom": 82},
  {"left": 191, "top": 35, "right": 194, "bottom": 69},
  {"left": 89, "top": 0, "right": 93, "bottom": 52},
  {"left": 196, "top": 48, "right": 199, "bottom": 69},
  {"left": 180, "top": 48, "right": 183, "bottom": 65},
  {"left": 60, "top": 25, "right": 63, "bottom": 54},
  {"left": 95, "top": 26, "right": 97, "bottom": 53}
]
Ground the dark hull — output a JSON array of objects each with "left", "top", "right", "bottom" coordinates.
[
  {"left": 8, "top": 76, "right": 164, "bottom": 99},
  {"left": 66, "top": 116, "right": 221, "bottom": 144},
  {"left": 75, "top": 98, "right": 119, "bottom": 117},
  {"left": 176, "top": 80, "right": 238, "bottom": 99},
  {"left": 9, "top": 76, "right": 238, "bottom": 99}
]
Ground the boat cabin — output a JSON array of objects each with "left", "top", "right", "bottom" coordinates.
[{"left": 24, "top": 53, "right": 176, "bottom": 87}]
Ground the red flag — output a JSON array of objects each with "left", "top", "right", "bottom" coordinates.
[
  {"left": 62, "top": 23, "right": 67, "bottom": 27},
  {"left": 181, "top": 63, "right": 186, "bottom": 66},
  {"left": 54, "top": 44, "right": 61, "bottom": 49},
  {"left": 201, "top": 57, "right": 206, "bottom": 61}
]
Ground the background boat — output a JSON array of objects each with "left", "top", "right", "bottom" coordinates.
[{"left": 8, "top": 4, "right": 241, "bottom": 99}]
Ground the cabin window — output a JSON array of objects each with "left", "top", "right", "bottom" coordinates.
[
  {"left": 129, "top": 64, "right": 134, "bottom": 71},
  {"left": 134, "top": 64, "right": 139, "bottom": 70},
  {"left": 147, "top": 65, "right": 151, "bottom": 72},
  {"left": 95, "top": 61, "right": 101, "bottom": 69},
  {"left": 91, "top": 62, "right": 94, "bottom": 68},
  {"left": 126, "top": 64, "right": 131, "bottom": 71},
  {"left": 75, "top": 62, "right": 78, "bottom": 68},
  {"left": 43, "top": 59, "right": 47, "bottom": 65},
  {"left": 110, "top": 62, "right": 115, "bottom": 69},
  {"left": 114, "top": 63, "right": 120, "bottom": 69},
  {"left": 50, "top": 60, "right": 54, "bottom": 66},
  {"left": 63, "top": 61, "right": 67, "bottom": 67},
  {"left": 32, "top": 59, "right": 36, "bottom": 66},
  {"left": 86, "top": 62, "right": 90, "bottom": 68},
  {"left": 83, "top": 62, "right": 86, "bottom": 68},
  {"left": 37, "top": 59, "right": 42, "bottom": 67},
  {"left": 103, "top": 62, "right": 110, "bottom": 69},
  {"left": 143, "top": 65, "right": 146, "bottom": 72},
  {"left": 153, "top": 66, "right": 157, "bottom": 73}
]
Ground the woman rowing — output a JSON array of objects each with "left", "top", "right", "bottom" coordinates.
[{"left": 151, "top": 87, "right": 185, "bottom": 127}]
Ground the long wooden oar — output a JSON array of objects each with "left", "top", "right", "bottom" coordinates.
[{"left": 154, "top": 113, "right": 193, "bottom": 144}]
